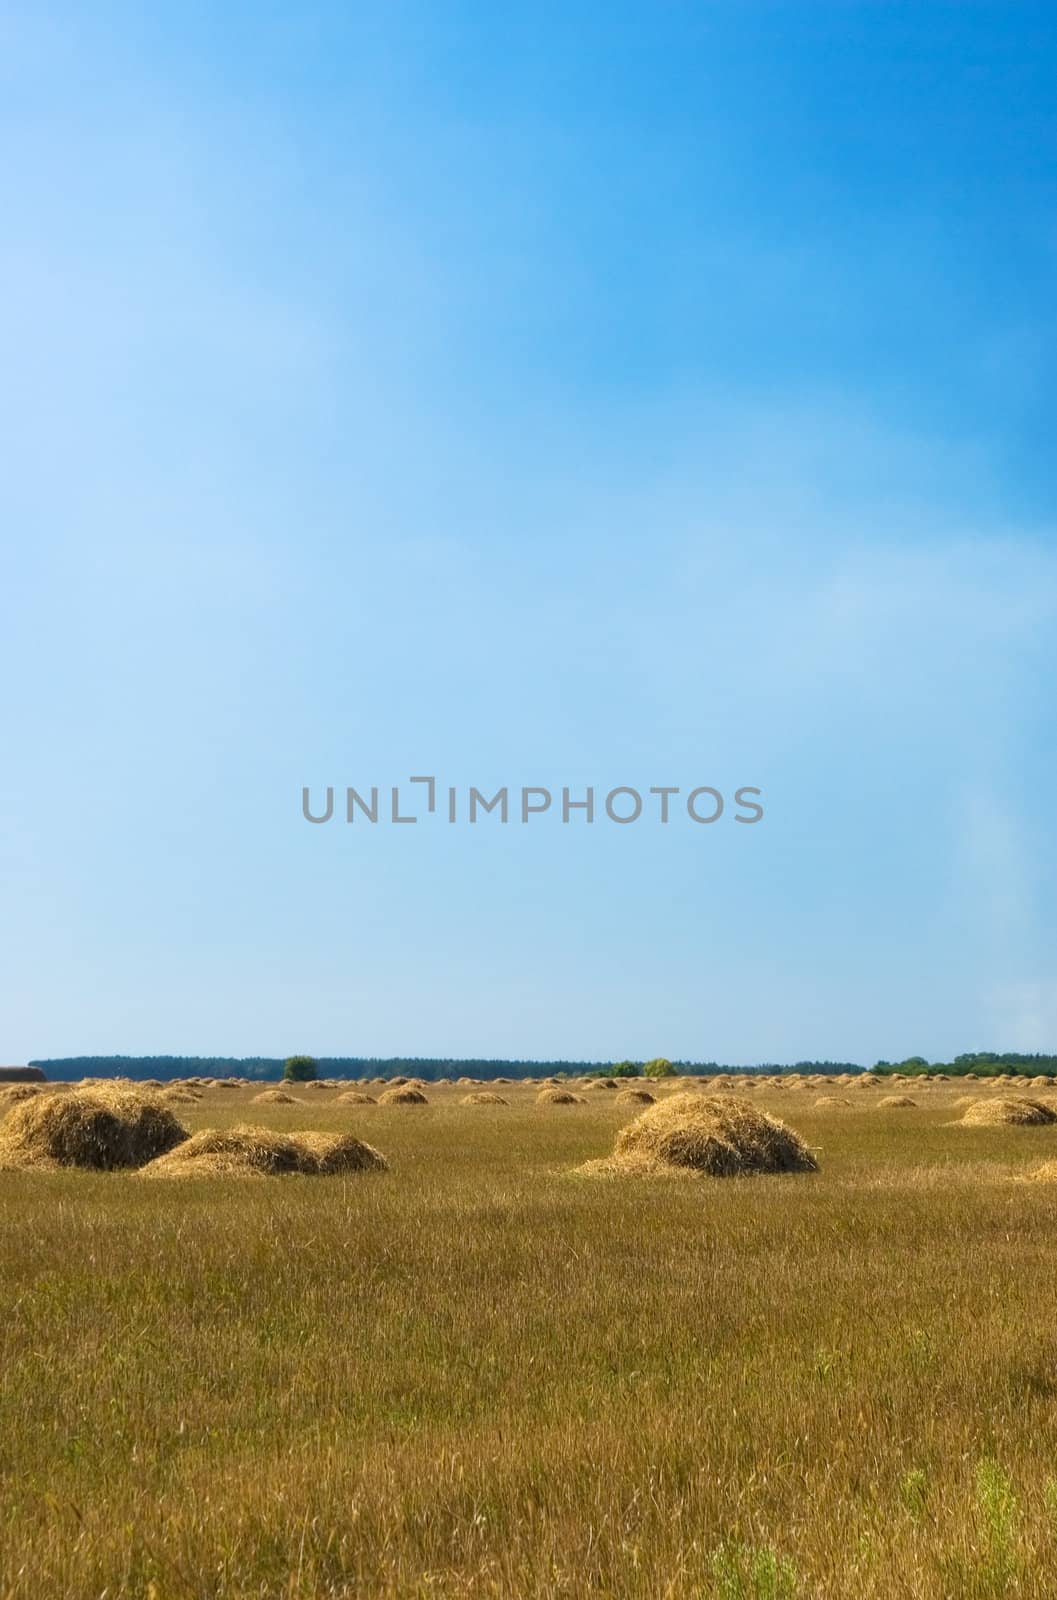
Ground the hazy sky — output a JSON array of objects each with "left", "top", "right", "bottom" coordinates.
[{"left": 3, "top": 3, "right": 1056, "bottom": 1065}]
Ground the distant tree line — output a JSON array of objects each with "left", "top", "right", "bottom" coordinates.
[
  {"left": 29, "top": 1052, "right": 1055, "bottom": 1082},
  {"left": 873, "top": 1052, "right": 1057, "bottom": 1078},
  {"left": 30, "top": 1053, "right": 867, "bottom": 1082}
]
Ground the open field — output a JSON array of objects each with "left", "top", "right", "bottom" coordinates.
[{"left": 3, "top": 1077, "right": 1057, "bottom": 1598}]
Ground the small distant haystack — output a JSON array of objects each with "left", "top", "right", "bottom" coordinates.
[
  {"left": 140, "top": 1124, "right": 388, "bottom": 1178},
  {"left": 0, "top": 1086, "right": 188, "bottom": 1171},
  {"left": 461, "top": 1092, "right": 508, "bottom": 1105},
  {"left": 579, "top": 1092, "right": 818, "bottom": 1178},
  {"left": 162, "top": 1088, "right": 201, "bottom": 1106},
  {"left": 537, "top": 1087, "right": 582, "bottom": 1106},
  {"left": 814, "top": 1095, "right": 850, "bottom": 1108},
  {"left": 379, "top": 1086, "right": 428, "bottom": 1106},
  {"left": 615, "top": 1087, "right": 656, "bottom": 1106},
  {"left": 958, "top": 1097, "right": 1057, "bottom": 1128},
  {"left": 336, "top": 1090, "right": 377, "bottom": 1105},
  {"left": 878, "top": 1095, "right": 917, "bottom": 1108},
  {"left": 388, "top": 1076, "right": 409, "bottom": 1087},
  {"left": 0, "top": 1084, "right": 45, "bottom": 1111},
  {"left": 251, "top": 1089, "right": 298, "bottom": 1105},
  {"left": 586, "top": 1079, "right": 618, "bottom": 1092}
]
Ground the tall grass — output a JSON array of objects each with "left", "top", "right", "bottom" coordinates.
[{"left": 2, "top": 1086, "right": 1057, "bottom": 1597}]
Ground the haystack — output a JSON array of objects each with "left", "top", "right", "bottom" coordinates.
[
  {"left": 461, "top": 1092, "right": 508, "bottom": 1105},
  {"left": 537, "top": 1087, "right": 582, "bottom": 1105},
  {"left": 0, "top": 1086, "right": 187, "bottom": 1171},
  {"left": 251, "top": 1089, "right": 298, "bottom": 1105},
  {"left": 957, "top": 1097, "right": 1057, "bottom": 1128},
  {"left": 878, "top": 1095, "right": 917, "bottom": 1108},
  {"left": 0, "top": 1083, "right": 44, "bottom": 1110},
  {"left": 579, "top": 1092, "right": 818, "bottom": 1178},
  {"left": 615, "top": 1087, "right": 656, "bottom": 1105},
  {"left": 288, "top": 1131, "right": 388, "bottom": 1174},
  {"left": 140, "top": 1124, "right": 388, "bottom": 1178},
  {"left": 814, "top": 1095, "right": 850, "bottom": 1108},
  {"left": 337, "top": 1090, "right": 377, "bottom": 1105},
  {"left": 379, "top": 1086, "right": 428, "bottom": 1105},
  {"left": 162, "top": 1088, "right": 201, "bottom": 1106}
]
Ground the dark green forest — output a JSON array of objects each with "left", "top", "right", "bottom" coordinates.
[
  {"left": 31, "top": 1054, "right": 864, "bottom": 1082},
  {"left": 28, "top": 1052, "right": 1057, "bottom": 1082}
]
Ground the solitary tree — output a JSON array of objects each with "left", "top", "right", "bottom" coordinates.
[
  {"left": 643, "top": 1057, "right": 675, "bottom": 1078},
  {"left": 284, "top": 1054, "right": 318, "bottom": 1083}
]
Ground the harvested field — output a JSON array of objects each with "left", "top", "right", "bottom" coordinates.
[{"left": 3, "top": 1079, "right": 1057, "bottom": 1599}]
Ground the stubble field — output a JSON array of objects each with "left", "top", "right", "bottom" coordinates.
[{"left": 2, "top": 1075, "right": 1057, "bottom": 1599}]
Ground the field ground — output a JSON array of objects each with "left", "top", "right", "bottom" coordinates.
[{"left": 3, "top": 1077, "right": 1057, "bottom": 1598}]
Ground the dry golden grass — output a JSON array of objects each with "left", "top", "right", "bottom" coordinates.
[
  {"left": 460, "top": 1092, "right": 509, "bottom": 1106},
  {"left": 4, "top": 1081, "right": 1057, "bottom": 1597}
]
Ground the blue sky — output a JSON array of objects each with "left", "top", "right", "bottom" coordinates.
[{"left": 2, "top": 3, "right": 1056, "bottom": 1065}]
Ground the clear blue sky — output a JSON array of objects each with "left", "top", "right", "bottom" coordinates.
[{"left": 2, "top": 3, "right": 1056, "bottom": 1065}]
